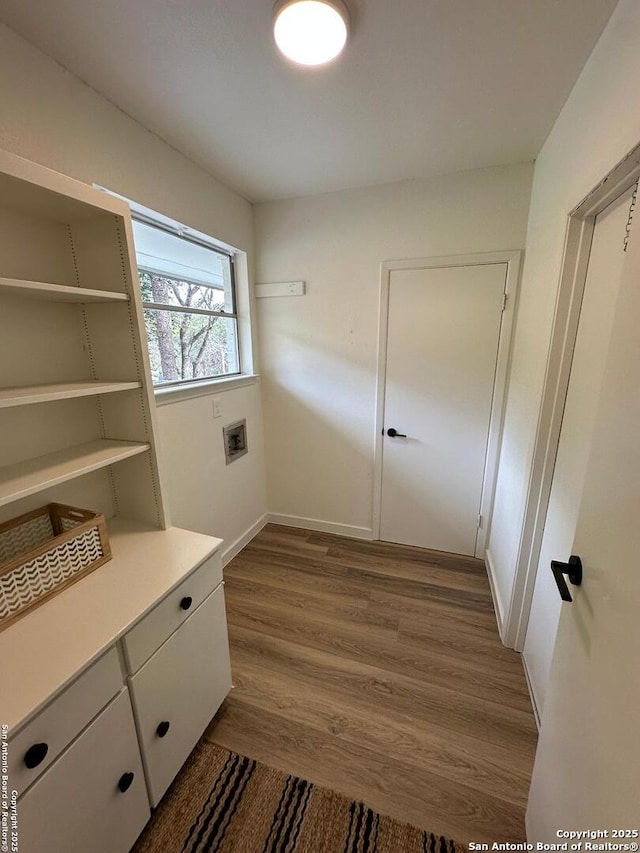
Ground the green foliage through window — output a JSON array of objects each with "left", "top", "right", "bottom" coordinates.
[
  {"left": 140, "top": 271, "right": 239, "bottom": 384},
  {"left": 132, "top": 213, "right": 240, "bottom": 387}
]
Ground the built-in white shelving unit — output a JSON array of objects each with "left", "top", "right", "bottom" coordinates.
[
  {"left": 0, "top": 277, "right": 130, "bottom": 303},
  {"left": 0, "top": 149, "right": 169, "bottom": 529}
]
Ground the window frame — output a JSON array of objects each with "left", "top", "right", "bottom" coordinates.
[{"left": 132, "top": 213, "right": 242, "bottom": 389}]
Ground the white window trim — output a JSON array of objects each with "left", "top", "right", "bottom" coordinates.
[
  {"left": 95, "top": 186, "right": 238, "bottom": 255},
  {"left": 154, "top": 373, "right": 260, "bottom": 406},
  {"left": 94, "top": 185, "right": 257, "bottom": 399}
]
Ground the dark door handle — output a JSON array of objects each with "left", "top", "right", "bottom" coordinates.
[
  {"left": 386, "top": 428, "right": 407, "bottom": 438},
  {"left": 180, "top": 596, "right": 193, "bottom": 611},
  {"left": 551, "top": 555, "right": 583, "bottom": 602}
]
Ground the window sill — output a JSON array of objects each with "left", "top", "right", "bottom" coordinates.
[{"left": 153, "top": 374, "right": 260, "bottom": 406}]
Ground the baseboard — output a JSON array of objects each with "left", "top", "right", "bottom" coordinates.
[
  {"left": 484, "top": 548, "right": 540, "bottom": 727},
  {"left": 521, "top": 653, "right": 542, "bottom": 729},
  {"left": 484, "top": 547, "right": 506, "bottom": 643},
  {"left": 222, "top": 513, "right": 268, "bottom": 566},
  {"left": 267, "top": 513, "right": 374, "bottom": 541}
]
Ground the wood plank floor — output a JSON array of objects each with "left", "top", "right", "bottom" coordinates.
[{"left": 205, "top": 524, "right": 537, "bottom": 845}]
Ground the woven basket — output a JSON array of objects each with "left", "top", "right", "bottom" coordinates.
[{"left": 0, "top": 503, "right": 111, "bottom": 631}]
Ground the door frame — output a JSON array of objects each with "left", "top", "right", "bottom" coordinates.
[
  {"left": 503, "top": 142, "right": 640, "bottom": 651},
  {"left": 372, "top": 250, "right": 522, "bottom": 558}
]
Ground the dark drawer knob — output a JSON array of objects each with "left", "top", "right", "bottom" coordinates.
[
  {"left": 24, "top": 742, "right": 49, "bottom": 769},
  {"left": 156, "top": 720, "right": 171, "bottom": 738},
  {"left": 117, "top": 772, "right": 135, "bottom": 793},
  {"left": 180, "top": 596, "right": 193, "bottom": 611}
]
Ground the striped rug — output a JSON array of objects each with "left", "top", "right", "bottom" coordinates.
[{"left": 132, "top": 741, "right": 465, "bottom": 853}]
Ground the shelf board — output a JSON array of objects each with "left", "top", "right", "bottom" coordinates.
[
  {"left": 0, "top": 440, "right": 150, "bottom": 507},
  {"left": 0, "top": 277, "right": 129, "bottom": 304},
  {"left": 0, "top": 381, "right": 142, "bottom": 409}
]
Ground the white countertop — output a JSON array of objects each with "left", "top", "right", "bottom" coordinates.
[{"left": 1, "top": 517, "right": 222, "bottom": 733}]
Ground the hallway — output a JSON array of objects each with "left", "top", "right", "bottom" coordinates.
[{"left": 206, "top": 525, "right": 537, "bottom": 843}]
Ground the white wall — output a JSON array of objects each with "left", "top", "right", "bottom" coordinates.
[
  {"left": 0, "top": 24, "right": 268, "bottom": 552},
  {"left": 254, "top": 164, "right": 533, "bottom": 536},
  {"left": 156, "top": 385, "right": 267, "bottom": 561},
  {"left": 487, "top": 0, "right": 640, "bottom": 629}
]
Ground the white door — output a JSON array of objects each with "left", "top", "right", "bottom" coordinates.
[
  {"left": 522, "top": 188, "right": 633, "bottom": 716},
  {"left": 380, "top": 263, "right": 506, "bottom": 556},
  {"left": 526, "top": 193, "right": 640, "bottom": 837}
]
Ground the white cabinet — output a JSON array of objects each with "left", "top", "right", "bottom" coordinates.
[
  {"left": 9, "top": 647, "right": 123, "bottom": 797},
  {"left": 4, "top": 533, "right": 231, "bottom": 852},
  {"left": 18, "top": 691, "right": 150, "bottom": 853},
  {"left": 122, "top": 551, "right": 223, "bottom": 674},
  {"left": 128, "top": 583, "right": 232, "bottom": 806}
]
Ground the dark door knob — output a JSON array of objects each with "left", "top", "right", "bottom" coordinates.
[
  {"left": 156, "top": 720, "right": 171, "bottom": 738},
  {"left": 24, "top": 742, "right": 49, "bottom": 769},
  {"left": 386, "top": 428, "right": 407, "bottom": 438},
  {"left": 551, "top": 555, "right": 583, "bottom": 602},
  {"left": 180, "top": 596, "right": 193, "bottom": 611},
  {"left": 117, "top": 772, "right": 135, "bottom": 793}
]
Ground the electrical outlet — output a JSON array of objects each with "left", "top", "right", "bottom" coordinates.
[{"left": 212, "top": 397, "right": 222, "bottom": 418}]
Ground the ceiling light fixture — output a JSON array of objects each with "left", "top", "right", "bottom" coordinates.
[{"left": 273, "top": 0, "right": 350, "bottom": 67}]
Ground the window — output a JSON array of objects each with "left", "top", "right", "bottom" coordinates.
[{"left": 132, "top": 218, "right": 240, "bottom": 387}]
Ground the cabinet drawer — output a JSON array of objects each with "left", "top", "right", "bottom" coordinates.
[
  {"left": 17, "top": 689, "right": 149, "bottom": 853},
  {"left": 128, "top": 583, "right": 232, "bottom": 806},
  {"left": 9, "top": 646, "right": 123, "bottom": 796},
  {"left": 122, "top": 550, "right": 222, "bottom": 674}
]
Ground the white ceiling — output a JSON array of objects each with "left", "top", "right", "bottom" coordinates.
[{"left": 1, "top": 0, "right": 619, "bottom": 202}]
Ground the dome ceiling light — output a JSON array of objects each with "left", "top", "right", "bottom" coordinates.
[{"left": 273, "top": 0, "right": 350, "bottom": 67}]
